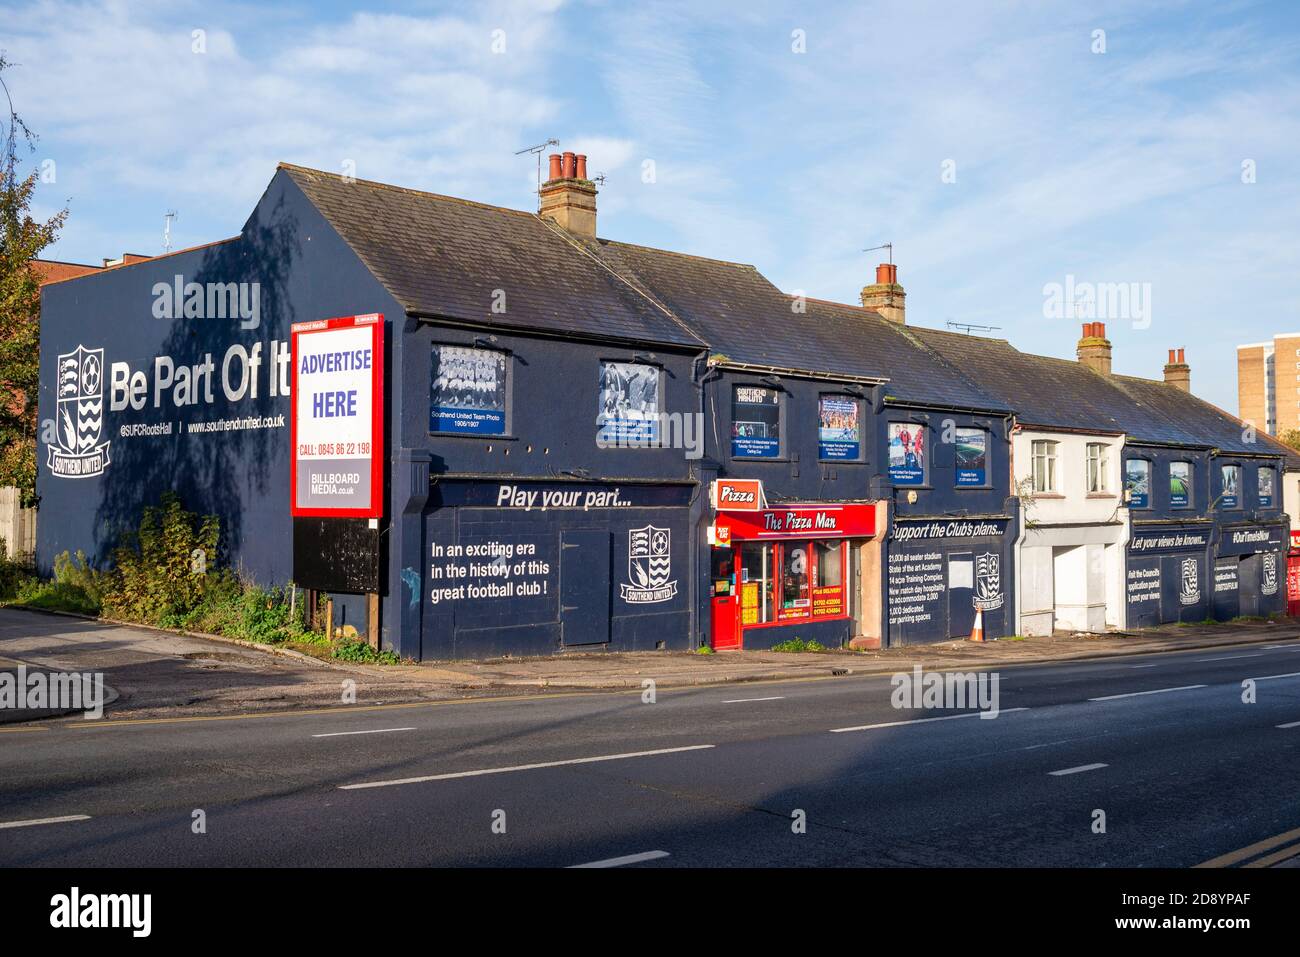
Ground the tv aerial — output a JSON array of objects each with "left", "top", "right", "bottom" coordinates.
[
  {"left": 163, "top": 210, "right": 178, "bottom": 252},
  {"left": 515, "top": 138, "right": 560, "bottom": 208},
  {"left": 863, "top": 242, "right": 893, "bottom": 264},
  {"left": 946, "top": 320, "right": 1001, "bottom": 335}
]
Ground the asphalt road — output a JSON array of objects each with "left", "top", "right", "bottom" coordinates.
[{"left": 3, "top": 639, "right": 1300, "bottom": 867}]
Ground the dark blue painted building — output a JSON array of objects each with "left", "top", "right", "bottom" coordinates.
[{"left": 36, "top": 160, "right": 1290, "bottom": 661}]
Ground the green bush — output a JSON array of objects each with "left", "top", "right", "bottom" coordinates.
[
  {"left": 332, "top": 639, "right": 399, "bottom": 665},
  {"left": 0, "top": 540, "right": 36, "bottom": 601},
  {"left": 770, "top": 638, "right": 827, "bottom": 653},
  {"left": 103, "top": 492, "right": 219, "bottom": 626},
  {"left": 5, "top": 495, "right": 399, "bottom": 664}
]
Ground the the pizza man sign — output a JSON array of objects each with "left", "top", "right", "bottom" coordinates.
[{"left": 291, "top": 314, "right": 384, "bottom": 517}]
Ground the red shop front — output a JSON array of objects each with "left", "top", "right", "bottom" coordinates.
[{"left": 708, "top": 503, "right": 878, "bottom": 650}]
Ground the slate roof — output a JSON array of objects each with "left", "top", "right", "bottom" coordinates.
[
  {"left": 908, "top": 326, "right": 1127, "bottom": 431},
  {"left": 279, "top": 164, "right": 705, "bottom": 349},
  {"left": 589, "top": 241, "right": 1008, "bottom": 411},
  {"left": 280, "top": 162, "right": 1283, "bottom": 456},
  {"left": 914, "top": 325, "right": 1290, "bottom": 459}
]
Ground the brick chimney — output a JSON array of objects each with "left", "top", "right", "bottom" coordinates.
[
  {"left": 1163, "top": 347, "right": 1190, "bottom": 392},
  {"left": 538, "top": 151, "right": 597, "bottom": 238},
  {"left": 860, "top": 263, "right": 906, "bottom": 324},
  {"left": 1077, "top": 321, "right": 1112, "bottom": 375}
]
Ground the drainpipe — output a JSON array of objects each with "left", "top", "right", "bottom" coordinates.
[
  {"left": 691, "top": 351, "right": 715, "bottom": 649},
  {"left": 1009, "top": 420, "right": 1026, "bottom": 638}
]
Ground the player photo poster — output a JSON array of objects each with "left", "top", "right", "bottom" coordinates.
[
  {"left": 597, "top": 362, "right": 660, "bottom": 444},
  {"left": 888, "top": 422, "right": 926, "bottom": 485},
  {"left": 818, "top": 396, "right": 860, "bottom": 460},
  {"left": 430, "top": 346, "right": 507, "bottom": 435}
]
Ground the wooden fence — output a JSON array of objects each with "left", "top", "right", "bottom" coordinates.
[{"left": 0, "top": 487, "right": 36, "bottom": 561}]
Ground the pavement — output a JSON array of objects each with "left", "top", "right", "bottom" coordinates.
[
  {"left": 2, "top": 634, "right": 1300, "bottom": 866},
  {"left": 3, "top": 607, "right": 1300, "bottom": 720}
]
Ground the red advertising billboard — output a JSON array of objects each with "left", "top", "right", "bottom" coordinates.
[{"left": 290, "top": 313, "right": 384, "bottom": 518}]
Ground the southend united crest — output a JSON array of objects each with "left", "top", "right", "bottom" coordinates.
[
  {"left": 1262, "top": 553, "right": 1279, "bottom": 596},
  {"left": 621, "top": 525, "right": 677, "bottom": 604},
  {"left": 974, "top": 552, "right": 1004, "bottom": 611},
  {"left": 49, "top": 345, "right": 111, "bottom": 479},
  {"left": 1179, "top": 557, "right": 1200, "bottom": 605}
]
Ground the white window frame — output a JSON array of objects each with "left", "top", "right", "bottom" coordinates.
[
  {"left": 1031, "top": 440, "right": 1058, "bottom": 493},
  {"left": 1085, "top": 442, "right": 1110, "bottom": 493}
]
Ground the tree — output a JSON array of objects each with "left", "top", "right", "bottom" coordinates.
[
  {"left": 0, "top": 54, "right": 67, "bottom": 502},
  {"left": 1275, "top": 429, "right": 1300, "bottom": 454}
]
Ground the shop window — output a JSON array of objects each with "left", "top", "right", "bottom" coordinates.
[
  {"left": 1031, "top": 440, "right": 1058, "bottom": 493},
  {"left": 1086, "top": 443, "right": 1110, "bottom": 493},
  {"left": 732, "top": 385, "right": 781, "bottom": 458},
  {"left": 597, "top": 361, "right": 661, "bottom": 446},
  {"left": 1258, "top": 467, "right": 1276, "bottom": 508},
  {"left": 736, "top": 540, "right": 848, "bottom": 625},
  {"left": 779, "top": 542, "right": 811, "bottom": 619},
  {"left": 1169, "top": 461, "right": 1193, "bottom": 508},
  {"left": 818, "top": 395, "right": 861, "bottom": 461},
  {"left": 812, "top": 541, "right": 846, "bottom": 617},
  {"left": 888, "top": 422, "right": 927, "bottom": 485},
  {"left": 1125, "top": 459, "right": 1151, "bottom": 508},
  {"left": 430, "top": 345, "right": 508, "bottom": 435},
  {"left": 1220, "top": 464, "right": 1241, "bottom": 509},
  {"left": 954, "top": 427, "right": 988, "bottom": 487}
]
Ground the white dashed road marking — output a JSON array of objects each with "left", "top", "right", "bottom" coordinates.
[
  {"left": 339, "top": 744, "right": 716, "bottom": 789},
  {"left": 1089, "top": 685, "right": 1206, "bottom": 701},
  {"left": 568, "top": 850, "right": 670, "bottom": 868},
  {"left": 0, "top": 814, "right": 91, "bottom": 830},
  {"left": 1049, "top": 763, "right": 1108, "bottom": 776},
  {"left": 830, "top": 708, "right": 1028, "bottom": 733},
  {"left": 312, "top": 727, "right": 416, "bottom": 738},
  {"left": 722, "top": 696, "right": 785, "bottom": 704}
]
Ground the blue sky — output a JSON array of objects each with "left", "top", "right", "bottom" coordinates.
[{"left": 5, "top": 0, "right": 1300, "bottom": 413}]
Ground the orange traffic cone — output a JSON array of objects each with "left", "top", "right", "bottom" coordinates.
[{"left": 968, "top": 607, "right": 985, "bottom": 642}]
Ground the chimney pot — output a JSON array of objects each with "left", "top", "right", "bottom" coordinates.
[
  {"left": 539, "top": 152, "right": 598, "bottom": 237},
  {"left": 1078, "top": 321, "right": 1113, "bottom": 375},
  {"left": 860, "top": 263, "right": 905, "bottom": 323},
  {"left": 1164, "top": 348, "right": 1191, "bottom": 392}
]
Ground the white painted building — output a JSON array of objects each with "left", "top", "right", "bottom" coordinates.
[{"left": 1013, "top": 428, "right": 1129, "bottom": 636}]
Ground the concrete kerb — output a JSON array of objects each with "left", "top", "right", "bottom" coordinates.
[
  {"left": 423, "top": 626, "right": 1300, "bottom": 692},
  {"left": 4, "top": 604, "right": 354, "bottom": 670}
]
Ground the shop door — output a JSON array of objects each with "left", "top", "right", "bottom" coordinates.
[
  {"left": 1212, "top": 557, "right": 1240, "bottom": 621},
  {"left": 948, "top": 552, "right": 976, "bottom": 638},
  {"left": 1238, "top": 555, "right": 1262, "bottom": 618},
  {"left": 710, "top": 547, "right": 741, "bottom": 650},
  {"left": 560, "top": 529, "right": 610, "bottom": 646}
]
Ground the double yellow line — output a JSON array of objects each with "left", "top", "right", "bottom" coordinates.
[{"left": 1197, "top": 826, "right": 1300, "bottom": 868}]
